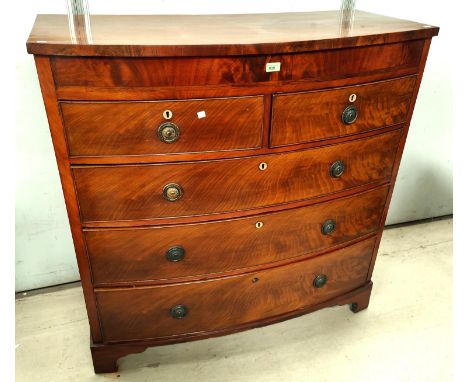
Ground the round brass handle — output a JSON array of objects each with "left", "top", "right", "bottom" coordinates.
[
  {"left": 321, "top": 219, "right": 336, "bottom": 235},
  {"left": 313, "top": 274, "right": 328, "bottom": 288},
  {"left": 163, "top": 183, "right": 183, "bottom": 202},
  {"left": 158, "top": 122, "right": 180, "bottom": 143},
  {"left": 330, "top": 160, "right": 346, "bottom": 178},
  {"left": 166, "top": 246, "right": 185, "bottom": 262},
  {"left": 170, "top": 304, "right": 188, "bottom": 319},
  {"left": 342, "top": 105, "right": 358, "bottom": 125}
]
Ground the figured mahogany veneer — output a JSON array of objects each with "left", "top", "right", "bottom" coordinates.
[
  {"left": 85, "top": 186, "right": 388, "bottom": 285},
  {"left": 96, "top": 237, "right": 375, "bottom": 342},
  {"left": 73, "top": 130, "right": 400, "bottom": 223},
  {"left": 28, "top": 10, "right": 438, "bottom": 373},
  {"left": 271, "top": 76, "right": 416, "bottom": 147},
  {"left": 61, "top": 96, "right": 264, "bottom": 156},
  {"left": 51, "top": 41, "right": 423, "bottom": 89}
]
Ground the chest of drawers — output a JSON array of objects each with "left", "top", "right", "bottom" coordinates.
[{"left": 27, "top": 10, "right": 438, "bottom": 373}]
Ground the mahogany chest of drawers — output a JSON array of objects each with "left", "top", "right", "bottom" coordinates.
[{"left": 27, "top": 11, "right": 438, "bottom": 373}]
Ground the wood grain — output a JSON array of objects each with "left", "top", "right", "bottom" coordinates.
[
  {"left": 54, "top": 69, "right": 423, "bottom": 102},
  {"left": 271, "top": 76, "right": 416, "bottom": 147},
  {"left": 90, "top": 281, "right": 373, "bottom": 372},
  {"left": 366, "top": 38, "right": 434, "bottom": 281},
  {"left": 61, "top": 96, "right": 263, "bottom": 156},
  {"left": 95, "top": 237, "right": 375, "bottom": 342},
  {"left": 79, "top": 181, "right": 391, "bottom": 229},
  {"left": 51, "top": 40, "right": 423, "bottom": 88},
  {"left": 85, "top": 186, "right": 388, "bottom": 285},
  {"left": 73, "top": 130, "right": 401, "bottom": 223},
  {"left": 90, "top": 341, "right": 148, "bottom": 374},
  {"left": 68, "top": 124, "right": 403, "bottom": 166},
  {"left": 27, "top": 10, "right": 438, "bottom": 373},
  {"left": 27, "top": 11, "right": 438, "bottom": 57},
  {"left": 33, "top": 57, "right": 102, "bottom": 342}
]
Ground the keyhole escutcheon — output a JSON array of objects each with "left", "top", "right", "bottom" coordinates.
[{"left": 163, "top": 110, "right": 173, "bottom": 120}]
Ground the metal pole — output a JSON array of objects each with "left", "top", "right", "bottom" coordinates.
[
  {"left": 66, "top": 0, "right": 92, "bottom": 44},
  {"left": 340, "top": 0, "right": 356, "bottom": 35}
]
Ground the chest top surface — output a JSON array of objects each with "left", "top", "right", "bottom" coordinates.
[{"left": 27, "top": 10, "right": 438, "bottom": 57}]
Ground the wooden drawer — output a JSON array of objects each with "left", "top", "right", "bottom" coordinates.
[
  {"left": 95, "top": 237, "right": 375, "bottom": 342},
  {"left": 73, "top": 130, "right": 401, "bottom": 223},
  {"left": 52, "top": 40, "right": 423, "bottom": 88},
  {"left": 61, "top": 96, "right": 263, "bottom": 157},
  {"left": 85, "top": 186, "right": 388, "bottom": 285},
  {"left": 271, "top": 76, "right": 416, "bottom": 147}
]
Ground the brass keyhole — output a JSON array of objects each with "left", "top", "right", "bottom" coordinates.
[
  {"left": 163, "top": 109, "right": 173, "bottom": 120},
  {"left": 255, "top": 221, "right": 264, "bottom": 229},
  {"left": 259, "top": 162, "right": 268, "bottom": 171}
]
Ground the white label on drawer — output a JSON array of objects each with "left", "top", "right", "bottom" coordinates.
[
  {"left": 266, "top": 62, "right": 281, "bottom": 72},
  {"left": 197, "top": 110, "right": 206, "bottom": 119}
]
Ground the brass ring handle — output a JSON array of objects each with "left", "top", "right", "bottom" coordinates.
[
  {"left": 170, "top": 304, "right": 188, "bottom": 319},
  {"left": 163, "top": 183, "right": 183, "bottom": 202},
  {"left": 321, "top": 219, "right": 336, "bottom": 235},
  {"left": 166, "top": 246, "right": 185, "bottom": 262},
  {"left": 313, "top": 274, "right": 328, "bottom": 288},
  {"left": 330, "top": 160, "right": 346, "bottom": 178},
  {"left": 158, "top": 122, "right": 180, "bottom": 143},
  {"left": 342, "top": 105, "right": 358, "bottom": 124}
]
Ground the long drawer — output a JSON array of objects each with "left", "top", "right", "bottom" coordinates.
[
  {"left": 73, "top": 130, "right": 401, "bottom": 223},
  {"left": 271, "top": 76, "right": 416, "bottom": 147},
  {"left": 95, "top": 237, "right": 375, "bottom": 342},
  {"left": 52, "top": 40, "right": 423, "bottom": 88},
  {"left": 61, "top": 96, "right": 264, "bottom": 157},
  {"left": 85, "top": 186, "right": 387, "bottom": 285}
]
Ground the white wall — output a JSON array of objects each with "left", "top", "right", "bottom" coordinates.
[
  {"left": 356, "top": 1, "right": 453, "bottom": 224},
  {"left": 15, "top": 1, "right": 452, "bottom": 291},
  {"left": 16, "top": 3, "right": 79, "bottom": 292}
]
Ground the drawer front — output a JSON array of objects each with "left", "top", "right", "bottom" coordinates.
[
  {"left": 96, "top": 237, "right": 375, "bottom": 342},
  {"left": 271, "top": 76, "right": 416, "bottom": 147},
  {"left": 52, "top": 40, "right": 423, "bottom": 88},
  {"left": 73, "top": 130, "right": 401, "bottom": 223},
  {"left": 86, "top": 187, "right": 388, "bottom": 284},
  {"left": 61, "top": 96, "right": 263, "bottom": 157}
]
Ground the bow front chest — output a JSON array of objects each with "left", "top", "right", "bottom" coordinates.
[{"left": 27, "top": 10, "right": 438, "bottom": 373}]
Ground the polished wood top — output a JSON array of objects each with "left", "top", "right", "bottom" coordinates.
[{"left": 27, "top": 11, "right": 438, "bottom": 57}]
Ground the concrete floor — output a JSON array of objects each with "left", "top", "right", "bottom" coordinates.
[{"left": 15, "top": 218, "right": 452, "bottom": 382}]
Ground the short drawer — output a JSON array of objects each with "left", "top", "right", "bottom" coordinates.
[
  {"left": 52, "top": 40, "right": 423, "bottom": 88},
  {"left": 61, "top": 96, "right": 263, "bottom": 157},
  {"left": 85, "top": 186, "right": 388, "bottom": 285},
  {"left": 271, "top": 76, "right": 416, "bottom": 147},
  {"left": 73, "top": 130, "right": 401, "bottom": 223},
  {"left": 95, "top": 237, "right": 375, "bottom": 342}
]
